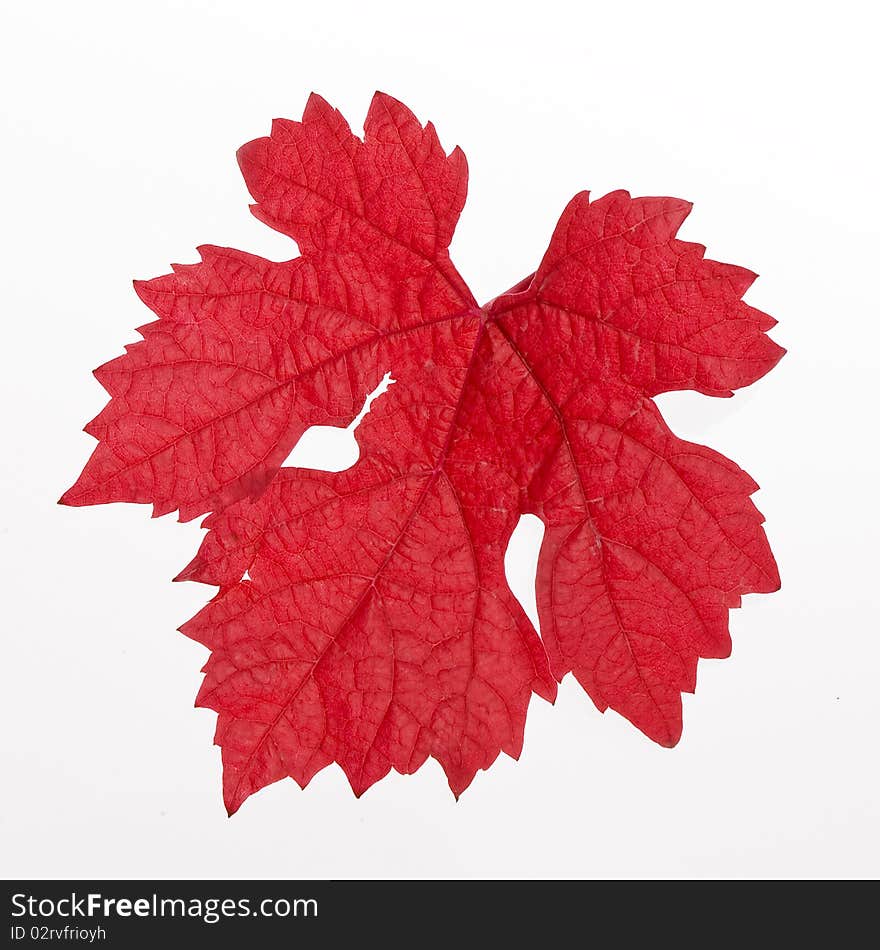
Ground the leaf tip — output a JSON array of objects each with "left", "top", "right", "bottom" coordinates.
[
  {"left": 302, "top": 91, "right": 344, "bottom": 129},
  {"left": 173, "top": 558, "right": 202, "bottom": 583},
  {"left": 58, "top": 485, "right": 81, "bottom": 507},
  {"left": 659, "top": 719, "right": 683, "bottom": 749},
  {"left": 370, "top": 88, "right": 395, "bottom": 108}
]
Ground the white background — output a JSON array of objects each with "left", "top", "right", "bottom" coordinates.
[{"left": 2, "top": 0, "right": 878, "bottom": 880}]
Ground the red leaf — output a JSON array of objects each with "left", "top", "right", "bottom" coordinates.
[{"left": 63, "top": 93, "right": 782, "bottom": 812}]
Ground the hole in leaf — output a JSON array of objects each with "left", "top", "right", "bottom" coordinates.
[
  {"left": 504, "top": 513, "right": 545, "bottom": 633},
  {"left": 282, "top": 373, "right": 395, "bottom": 473}
]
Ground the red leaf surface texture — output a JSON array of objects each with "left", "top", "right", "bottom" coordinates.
[{"left": 63, "top": 93, "right": 782, "bottom": 813}]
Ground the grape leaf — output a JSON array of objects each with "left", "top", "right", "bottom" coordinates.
[{"left": 62, "top": 93, "right": 782, "bottom": 813}]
